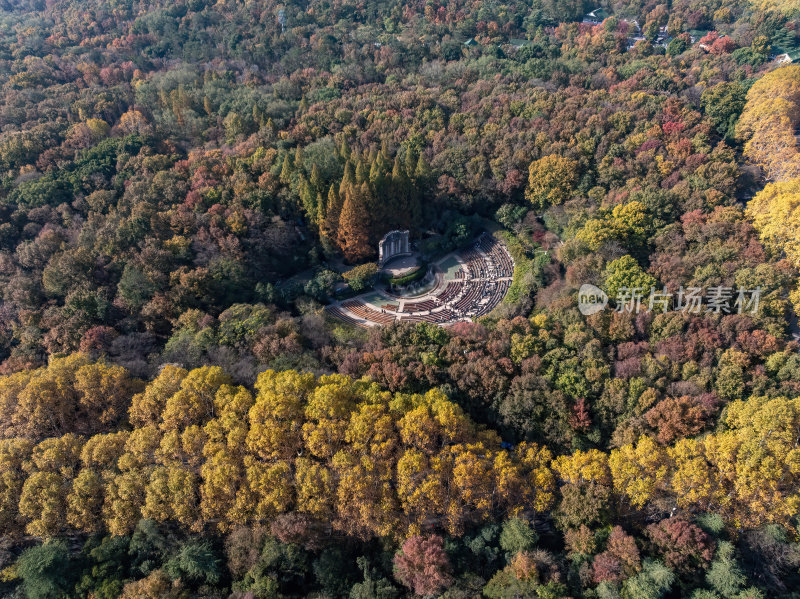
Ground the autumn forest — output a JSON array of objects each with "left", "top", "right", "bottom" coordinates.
[{"left": 0, "top": 0, "right": 800, "bottom": 597}]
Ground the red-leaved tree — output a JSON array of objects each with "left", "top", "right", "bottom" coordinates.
[
  {"left": 394, "top": 534, "right": 454, "bottom": 596},
  {"left": 646, "top": 518, "right": 715, "bottom": 573}
]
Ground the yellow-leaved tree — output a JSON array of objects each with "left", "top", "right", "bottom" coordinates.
[
  {"left": 737, "top": 65, "right": 800, "bottom": 181},
  {"left": 609, "top": 436, "right": 670, "bottom": 509},
  {"left": 8, "top": 355, "right": 800, "bottom": 544}
]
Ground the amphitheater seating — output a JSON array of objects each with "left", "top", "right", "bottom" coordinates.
[
  {"left": 401, "top": 309, "right": 458, "bottom": 324},
  {"left": 326, "top": 305, "right": 368, "bottom": 327},
  {"left": 438, "top": 282, "right": 463, "bottom": 304},
  {"left": 329, "top": 235, "right": 515, "bottom": 327},
  {"left": 342, "top": 300, "right": 396, "bottom": 325},
  {"left": 477, "top": 235, "right": 514, "bottom": 277},
  {"left": 461, "top": 248, "right": 487, "bottom": 278},
  {"left": 454, "top": 280, "right": 489, "bottom": 314},
  {"left": 401, "top": 299, "right": 437, "bottom": 313}
]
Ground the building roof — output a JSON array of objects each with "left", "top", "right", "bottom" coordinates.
[
  {"left": 773, "top": 45, "right": 800, "bottom": 62},
  {"left": 585, "top": 7, "right": 611, "bottom": 21}
]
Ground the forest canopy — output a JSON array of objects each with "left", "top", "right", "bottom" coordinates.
[{"left": 0, "top": 0, "right": 800, "bottom": 596}]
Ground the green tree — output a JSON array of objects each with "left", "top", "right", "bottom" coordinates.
[
  {"left": 621, "top": 560, "right": 675, "bottom": 599},
  {"left": 117, "top": 264, "right": 155, "bottom": 310},
  {"left": 702, "top": 82, "right": 748, "bottom": 140},
  {"left": 603, "top": 255, "right": 657, "bottom": 300},
  {"left": 75, "top": 535, "right": 131, "bottom": 599},
  {"left": 304, "top": 270, "right": 342, "bottom": 301},
  {"left": 343, "top": 263, "right": 379, "bottom": 293},
  {"left": 164, "top": 541, "right": 222, "bottom": 586},
  {"left": 16, "top": 541, "right": 77, "bottom": 599},
  {"left": 667, "top": 34, "right": 690, "bottom": 56},
  {"left": 499, "top": 518, "right": 538, "bottom": 557},
  {"left": 702, "top": 542, "right": 756, "bottom": 598}
]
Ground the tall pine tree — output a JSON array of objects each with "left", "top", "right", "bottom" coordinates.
[
  {"left": 338, "top": 184, "right": 372, "bottom": 263},
  {"left": 321, "top": 185, "right": 342, "bottom": 243},
  {"left": 339, "top": 161, "right": 355, "bottom": 196}
]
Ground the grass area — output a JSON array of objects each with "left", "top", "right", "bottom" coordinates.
[
  {"left": 383, "top": 263, "right": 427, "bottom": 286},
  {"left": 323, "top": 311, "right": 371, "bottom": 341},
  {"left": 362, "top": 292, "right": 397, "bottom": 310},
  {"left": 438, "top": 255, "right": 464, "bottom": 279},
  {"left": 495, "top": 230, "right": 549, "bottom": 305}
]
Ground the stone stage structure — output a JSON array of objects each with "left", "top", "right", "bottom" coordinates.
[{"left": 378, "top": 230, "right": 411, "bottom": 267}]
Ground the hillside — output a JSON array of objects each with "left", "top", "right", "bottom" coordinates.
[{"left": 0, "top": 0, "right": 799, "bottom": 597}]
